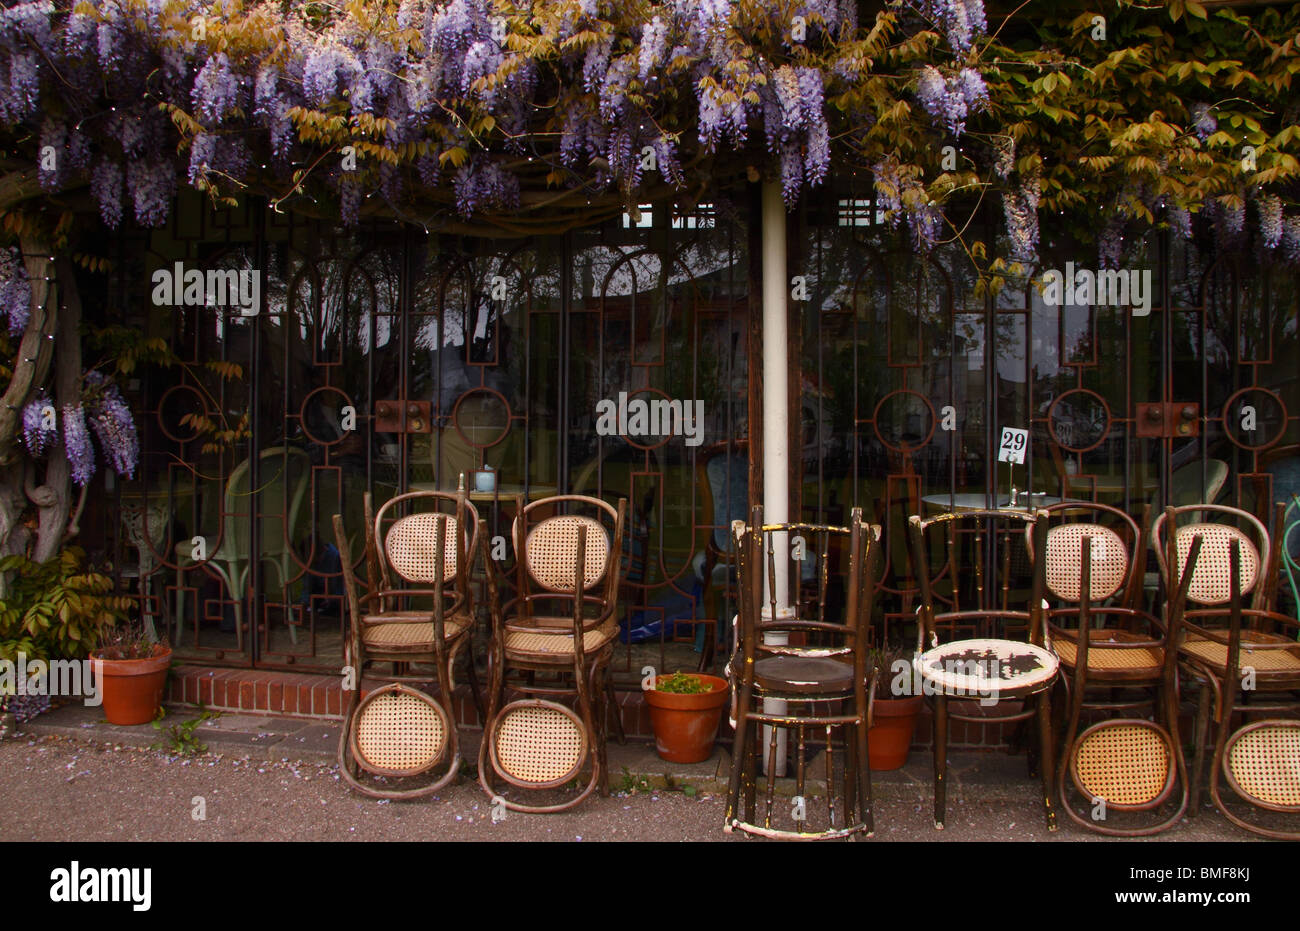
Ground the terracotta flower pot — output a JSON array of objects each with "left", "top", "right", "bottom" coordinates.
[
  {"left": 91, "top": 645, "right": 172, "bottom": 726},
  {"left": 644, "top": 674, "right": 730, "bottom": 763},
  {"left": 867, "top": 694, "right": 923, "bottom": 771}
]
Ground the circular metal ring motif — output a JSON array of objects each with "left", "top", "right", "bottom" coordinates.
[
  {"left": 299, "top": 385, "right": 355, "bottom": 447},
  {"left": 871, "top": 389, "right": 935, "bottom": 454},
  {"left": 156, "top": 384, "right": 211, "bottom": 443},
  {"left": 1048, "top": 388, "right": 1112, "bottom": 454},
  {"left": 616, "top": 387, "right": 675, "bottom": 452},
  {"left": 452, "top": 387, "right": 511, "bottom": 449},
  {"left": 1221, "top": 386, "right": 1287, "bottom": 452}
]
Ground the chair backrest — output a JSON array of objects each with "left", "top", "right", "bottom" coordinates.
[
  {"left": 371, "top": 489, "right": 480, "bottom": 594},
  {"left": 700, "top": 439, "right": 748, "bottom": 556},
  {"left": 513, "top": 494, "right": 627, "bottom": 612},
  {"left": 1031, "top": 501, "right": 1142, "bottom": 606},
  {"left": 907, "top": 508, "right": 1048, "bottom": 649},
  {"left": 212, "top": 446, "right": 312, "bottom": 560},
  {"left": 1153, "top": 505, "right": 1269, "bottom": 609},
  {"left": 734, "top": 505, "right": 881, "bottom": 665}
]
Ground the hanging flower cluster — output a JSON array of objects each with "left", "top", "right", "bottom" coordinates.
[
  {"left": 20, "top": 373, "right": 138, "bottom": 485},
  {"left": 0, "top": 245, "right": 30, "bottom": 336}
]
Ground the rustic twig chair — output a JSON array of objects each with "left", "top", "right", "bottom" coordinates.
[
  {"left": 1035, "top": 502, "right": 1189, "bottom": 835},
  {"left": 724, "top": 505, "right": 883, "bottom": 840},
  {"left": 907, "top": 508, "right": 1060, "bottom": 831},
  {"left": 1155, "top": 504, "right": 1300, "bottom": 838},
  {"left": 331, "top": 486, "right": 481, "bottom": 799},
  {"left": 478, "top": 494, "right": 627, "bottom": 813}
]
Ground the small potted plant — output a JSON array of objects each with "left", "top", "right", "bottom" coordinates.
[
  {"left": 867, "top": 641, "right": 923, "bottom": 771},
  {"left": 643, "top": 670, "right": 730, "bottom": 763},
  {"left": 90, "top": 622, "right": 172, "bottom": 726}
]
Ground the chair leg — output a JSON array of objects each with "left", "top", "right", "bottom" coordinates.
[
  {"left": 1037, "top": 689, "right": 1058, "bottom": 832},
  {"left": 463, "top": 635, "right": 485, "bottom": 724},
  {"left": 933, "top": 694, "right": 948, "bottom": 829},
  {"left": 1188, "top": 682, "right": 1212, "bottom": 817},
  {"left": 588, "top": 661, "right": 610, "bottom": 797},
  {"left": 606, "top": 665, "right": 625, "bottom": 745},
  {"left": 857, "top": 713, "right": 874, "bottom": 837}
]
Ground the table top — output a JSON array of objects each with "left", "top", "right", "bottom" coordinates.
[
  {"left": 921, "top": 492, "right": 1068, "bottom": 512},
  {"left": 408, "top": 482, "right": 558, "bottom": 502}
]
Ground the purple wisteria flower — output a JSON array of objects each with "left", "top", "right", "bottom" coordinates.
[
  {"left": 639, "top": 16, "right": 667, "bottom": 82},
  {"left": 1258, "top": 194, "right": 1283, "bottom": 250},
  {"left": 0, "top": 245, "right": 31, "bottom": 337},
  {"left": 1191, "top": 103, "right": 1217, "bottom": 142},
  {"left": 21, "top": 393, "right": 56, "bottom": 457},
  {"left": 128, "top": 158, "right": 177, "bottom": 227},
  {"left": 916, "top": 65, "right": 970, "bottom": 137},
  {"left": 452, "top": 160, "right": 520, "bottom": 218},
  {"left": 91, "top": 158, "right": 124, "bottom": 228},
  {"left": 1002, "top": 172, "right": 1041, "bottom": 262},
  {"left": 872, "top": 160, "right": 905, "bottom": 225},
  {"left": 916, "top": 0, "right": 985, "bottom": 55},
  {"left": 84, "top": 372, "right": 139, "bottom": 479},
  {"left": 1168, "top": 205, "right": 1192, "bottom": 240},
  {"left": 62, "top": 403, "right": 95, "bottom": 486},
  {"left": 1282, "top": 216, "right": 1300, "bottom": 265},
  {"left": 192, "top": 53, "right": 245, "bottom": 125}
]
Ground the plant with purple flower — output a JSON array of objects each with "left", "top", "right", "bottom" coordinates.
[
  {"left": 0, "top": 244, "right": 30, "bottom": 337},
  {"left": 192, "top": 53, "right": 246, "bottom": 125},
  {"left": 91, "top": 158, "right": 124, "bottom": 228},
  {"left": 1258, "top": 194, "right": 1283, "bottom": 250},
  {"left": 62, "top": 403, "right": 95, "bottom": 487},
  {"left": 1191, "top": 103, "right": 1216, "bottom": 142},
  {"left": 639, "top": 16, "right": 667, "bottom": 82},
  {"left": 128, "top": 158, "right": 177, "bottom": 227},
  {"left": 21, "top": 393, "right": 57, "bottom": 457},
  {"left": 1002, "top": 171, "right": 1041, "bottom": 263},
  {"left": 84, "top": 372, "right": 138, "bottom": 479},
  {"left": 915, "top": 65, "right": 969, "bottom": 136},
  {"left": 1282, "top": 216, "right": 1300, "bottom": 266}
]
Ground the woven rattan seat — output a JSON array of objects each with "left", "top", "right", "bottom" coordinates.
[
  {"left": 353, "top": 686, "right": 449, "bottom": 775},
  {"left": 917, "top": 638, "right": 1058, "bottom": 696},
  {"left": 1071, "top": 721, "right": 1173, "bottom": 808},
  {"left": 753, "top": 655, "right": 854, "bottom": 694},
  {"left": 362, "top": 612, "right": 471, "bottom": 651},
  {"left": 1179, "top": 631, "right": 1300, "bottom": 674},
  {"left": 1224, "top": 722, "right": 1300, "bottom": 809},
  {"left": 491, "top": 701, "right": 588, "bottom": 786},
  {"left": 1053, "top": 629, "right": 1163, "bottom": 672},
  {"left": 503, "top": 619, "right": 620, "bottom": 658}
]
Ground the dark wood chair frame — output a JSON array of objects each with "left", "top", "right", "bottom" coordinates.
[
  {"left": 478, "top": 494, "right": 627, "bottom": 813},
  {"left": 725, "top": 505, "right": 883, "bottom": 840},
  {"left": 1157, "top": 503, "right": 1300, "bottom": 839},
  {"left": 907, "top": 508, "right": 1059, "bottom": 831},
  {"left": 332, "top": 487, "right": 481, "bottom": 799}
]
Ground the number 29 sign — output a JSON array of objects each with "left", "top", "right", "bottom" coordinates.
[{"left": 998, "top": 427, "right": 1029, "bottom": 465}]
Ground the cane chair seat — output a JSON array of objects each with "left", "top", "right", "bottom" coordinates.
[
  {"left": 1053, "top": 629, "right": 1164, "bottom": 673},
  {"left": 361, "top": 612, "right": 471, "bottom": 651},
  {"left": 917, "top": 638, "right": 1058, "bottom": 697},
  {"left": 503, "top": 618, "right": 620, "bottom": 659},
  {"left": 1179, "top": 630, "right": 1300, "bottom": 675},
  {"left": 753, "top": 655, "right": 855, "bottom": 694},
  {"left": 1070, "top": 720, "right": 1175, "bottom": 809},
  {"left": 352, "top": 685, "right": 450, "bottom": 776},
  {"left": 490, "top": 700, "right": 588, "bottom": 786},
  {"left": 525, "top": 515, "right": 609, "bottom": 591},
  {"left": 1223, "top": 721, "right": 1300, "bottom": 809}
]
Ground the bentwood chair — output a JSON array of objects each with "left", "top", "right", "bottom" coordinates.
[
  {"left": 907, "top": 509, "right": 1060, "bottom": 831},
  {"left": 1034, "top": 502, "right": 1189, "bottom": 835},
  {"left": 478, "top": 494, "right": 627, "bottom": 813},
  {"left": 1155, "top": 504, "right": 1300, "bottom": 838},
  {"left": 332, "top": 487, "right": 481, "bottom": 799},
  {"left": 725, "top": 506, "right": 883, "bottom": 840}
]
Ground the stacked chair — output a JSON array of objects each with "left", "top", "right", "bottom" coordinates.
[
  {"left": 1035, "top": 502, "right": 1189, "bottom": 835},
  {"left": 907, "top": 509, "right": 1060, "bottom": 831},
  {"left": 478, "top": 494, "right": 627, "bottom": 813},
  {"left": 1155, "top": 504, "right": 1300, "bottom": 839},
  {"left": 725, "top": 505, "right": 883, "bottom": 840},
  {"left": 332, "top": 487, "right": 481, "bottom": 799}
]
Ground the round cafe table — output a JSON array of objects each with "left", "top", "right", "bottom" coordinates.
[{"left": 921, "top": 492, "right": 1068, "bottom": 512}]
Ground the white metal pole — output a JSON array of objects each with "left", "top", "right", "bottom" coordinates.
[{"left": 760, "top": 182, "right": 791, "bottom": 776}]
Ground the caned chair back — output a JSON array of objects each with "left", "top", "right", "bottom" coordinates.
[
  {"left": 385, "top": 512, "right": 462, "bottom": 584},
  {"left": 511, "top": 494, "right": 627, "bottom": 622},
  {"left": 524, "top": 515, "right": 609, "bottom": 592},
  {"left": 1153, "top": 505, "right": 1270, "bottom": 610},
  {"left": 372, "top": 490, "right": 479, "bottom": 596},
  {"left": 1031, "top": 501, "right": 1143, "bottom": 606}
]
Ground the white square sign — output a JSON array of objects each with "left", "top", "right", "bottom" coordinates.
[{"left": 998, "top": 427, "right": 1029, "bottom": 465}]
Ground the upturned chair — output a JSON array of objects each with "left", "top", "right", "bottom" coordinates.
[
  {"left": 724, "top": 505, "right": 883, "bottom": 840},
  {"left": 907, "top": 508, "right": 1059, "bottom": 831},
  {"left": 332, "top": 487, "right": 481, "bottom": 799},
  {"left": 478, "top": 494, "right": 627, "bottom": 813},
  {"left": 1034, "top": 502, "right": 1189, "bottom": 835},
  {"left": 1155, "top": 504, "right": 1300, "bottom": 839}
]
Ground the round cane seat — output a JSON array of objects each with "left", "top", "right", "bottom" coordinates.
[
  {"left": 1223, "top": 721, "right": 1300, "bottom": 810},
  {"left": 754, "top": 655, "right": 854, "bottom": 694},
  {"left": 362, "top": 611, "right": 470, "bottom": 652},
  {"left": 1070, "top": 720, "right": 1175, "bottom": 809},
  {"left": 1178, "top": 630, "right": 1300, "bottom": 675},
  {"left": 490, "top": 700, "right": 587, "bottom": 787},
  {"left": 353, "top": 685, "right": 450, "bottom": 776},
  {"left": 916, "top": 638, "right": 1058, "bottom": 698},
  {"left": 1053, "top": 629, "right": 1163, "bottom": 673},
  {"left": 504, "top": 618, "right": 620, "bottom": 659},
  {"left": 1044, "top": 523, "right": 1130, "bottom": 602}
]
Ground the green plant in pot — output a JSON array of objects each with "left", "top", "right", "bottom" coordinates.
[
  {"left": 643, "top": 670, "right": 730, "bottom": 764},
  {"left": 90, "top": 621, "right": 172, "bottom": 726},
  {"left": 867, "top": 641, "right": 923, "bottom": 771}
]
